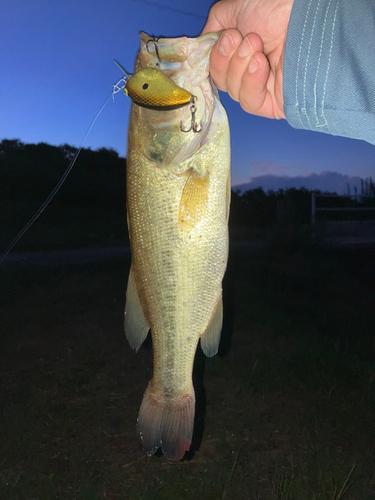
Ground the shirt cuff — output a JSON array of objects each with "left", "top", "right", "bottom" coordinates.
[{"left": 283, "top": 0, "right": 375, "bottom": 145}]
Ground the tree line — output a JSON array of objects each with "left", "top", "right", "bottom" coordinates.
[
  {"left": 0, "top": 139, "right": 126, "bottom": 251},
  {"left": 1, "top": 139, "right": 374, "bottom": 251},
  {"left": 0, "top": 139, "right": 125, "bottom": 213}
]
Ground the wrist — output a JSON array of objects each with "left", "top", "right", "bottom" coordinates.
[{"left": 275, "top": 47, "right": 285, "bottom": 119}]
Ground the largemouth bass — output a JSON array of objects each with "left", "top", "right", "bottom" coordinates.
[{"left": 125, "top": 31, "right": 230, "bottom": 461}]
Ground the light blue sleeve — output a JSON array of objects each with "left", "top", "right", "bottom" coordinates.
[{"left": 283, "top": 0, "right": 375, "bottom": 145}]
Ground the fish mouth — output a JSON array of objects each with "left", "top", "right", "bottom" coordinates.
[
  {"left": 131, "top": 31, "right": 219, "bottom": 170},
  {"left": 138, "top": 31, "right": 221, "bottom": 65}
]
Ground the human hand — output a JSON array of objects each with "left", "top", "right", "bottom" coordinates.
[{"left": 202, "top": 0, "right": 294, "bottom": 119}]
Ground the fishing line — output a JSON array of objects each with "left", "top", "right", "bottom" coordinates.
[{"left": 0, "top": 78, "right": 127, "bottom": 265}]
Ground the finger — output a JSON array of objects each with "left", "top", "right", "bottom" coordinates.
[
  {"left": 239, "top": 51, "right": 274, "bottom": 117},
  {"left": 209, "top": 29, "right": 243, "bottom": 92},
  {"left": 226, "top": 33, "right": 264, "bottom": 102}
]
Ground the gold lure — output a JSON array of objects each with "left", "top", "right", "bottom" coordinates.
[{"left": 114, "top": 60, "right": 193, "bottom": 110}]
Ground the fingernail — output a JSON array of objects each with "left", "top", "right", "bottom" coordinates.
[
  {"left": 218, "top": 32, "right": 233, "bottom": 57},
  {"left": 238, "top": 38, "right": 252, "bottom": 58},
  {"left": 248, "top": 56, "right": 258, "bottom": 74}
]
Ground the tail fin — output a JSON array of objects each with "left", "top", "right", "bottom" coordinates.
[{"left": 136, "top": 383, "right": 195, "bottom": 461}]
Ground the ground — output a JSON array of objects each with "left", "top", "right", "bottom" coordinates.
[{"left": 1, "top": 242, "right": 375, "bottom": 499}]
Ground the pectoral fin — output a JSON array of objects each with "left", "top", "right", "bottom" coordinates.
[
  {"left": 124, "top": 266, "right": 150, "bottom": 351},
  {"left": 200, "top": 293, "right": 223, "bottom": 357},
  {"left": 178, "top": 170, "right": 209, "bottom": 231}
]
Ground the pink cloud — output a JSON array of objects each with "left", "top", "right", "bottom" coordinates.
[
  {"left": 260, "top": 161, "right": 275, "bottom": 173},
  {"left": 248, "top": 161, "right": 265, "bottom": 171},
  {"left": 249, "top": 160, "right": 295, "bottom": 175}
]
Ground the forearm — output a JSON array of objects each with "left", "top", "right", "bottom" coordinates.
[{"left": 283, "top": 0, "right": 375, "bottom": 145}]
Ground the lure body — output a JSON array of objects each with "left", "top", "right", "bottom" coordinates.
[
  {"left": 125, "top": 67, "right": 192, "bottom": 109},
  {"left": 125, "top": 31, "right": 230, "bottom": 461}
]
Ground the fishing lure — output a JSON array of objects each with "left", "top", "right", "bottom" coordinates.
[{"left": 114, "top": 60, "right": 201, "bottom": 132}]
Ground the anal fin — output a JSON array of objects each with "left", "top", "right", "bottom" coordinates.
[
  {"left": 124, "top": 266, "right": 150, "bottom": 352},
  {"left": 200, "top": 293, "right": 223, "bottom": 357}
]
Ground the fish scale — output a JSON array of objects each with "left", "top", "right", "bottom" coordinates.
[{"left": 125, "top": 31, "right": 230, "bottom": 461}]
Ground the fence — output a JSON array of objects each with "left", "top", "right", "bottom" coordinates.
[{"left": 311, "top": 193, "right": 375, "bottom": 225}]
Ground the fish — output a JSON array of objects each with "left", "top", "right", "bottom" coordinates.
[{"left": 124, "top": 31, "right": 231, "bottom": 461}]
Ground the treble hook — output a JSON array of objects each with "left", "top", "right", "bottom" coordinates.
[
  {"left": 146, "top": 35, "right": 161, "bottom": 68},
  {"left": 180, "top": 96, "right": 202, "bottom": 133}
]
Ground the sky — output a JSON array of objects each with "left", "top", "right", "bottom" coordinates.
[{"left": 1, "top": 0, "right": 374, "bottom": 191}]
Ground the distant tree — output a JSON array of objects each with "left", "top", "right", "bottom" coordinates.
[{"left": 229, "top": 186, "right": 317, "bottom": 229}]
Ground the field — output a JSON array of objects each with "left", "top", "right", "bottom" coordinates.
[{"left": 1, "top": 241, "right": 375, "bottom": 499}]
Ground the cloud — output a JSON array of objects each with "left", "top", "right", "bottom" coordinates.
[
  {"left": 260, "top": 162, "right": 294, "bottom": 175},
  {"left": 249, "top": 160, "right": 296, "bottom": 176},
  {"left": 234, "top": 171, "right": 364, "bottom": 195}
]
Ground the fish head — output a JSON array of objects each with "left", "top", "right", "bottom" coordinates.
[{"left": 129, "top": 31, "right": 221, "bottom": 172}]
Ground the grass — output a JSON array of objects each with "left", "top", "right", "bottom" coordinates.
[
  {"left": 270, "top": 459, "right": 356, "bottom": 500},
  {"left": 1, "top": 241, "right": 375, "bottom": 499}
]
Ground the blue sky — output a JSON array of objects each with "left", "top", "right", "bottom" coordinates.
[{"left": 1, "top": 0, "right": 374, "bottom": 188}]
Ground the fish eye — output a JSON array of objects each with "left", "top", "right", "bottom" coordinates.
[{"left": 142, "top": 83, "right": 149, "bottom": 90}]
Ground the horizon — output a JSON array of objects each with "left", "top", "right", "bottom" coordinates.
[{"left": 1, "top": 137, "right": 372, "bottom": 197}]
